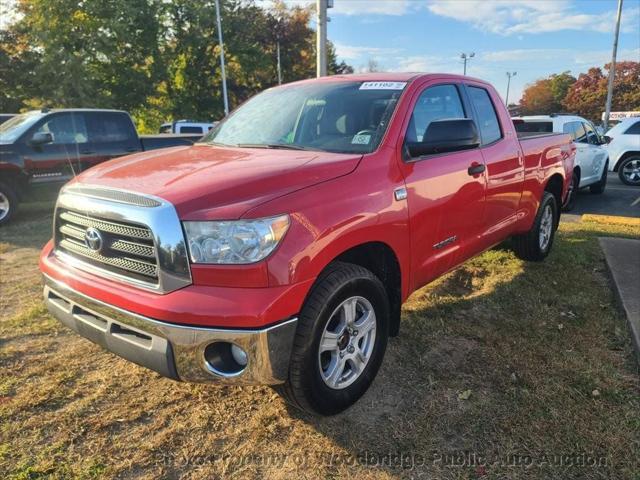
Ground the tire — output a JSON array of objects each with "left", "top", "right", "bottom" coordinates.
[
  {"left": 562, "top": 171, "right": 579, "bottom": 211},
  {"left": 512, "top": 191, "right": 558, "bottom": 262},
  {"left": 277, "top": 262, "right": 389, "bottom": 415},
  {"left": 590, "top": 160, "right": 608, "bottom": 194},
  {"left": 0, "top": 181, "right": 19, "bottom": 226},
  {"left": 617, "top": 156, "right": 640, "bottom": 186}
]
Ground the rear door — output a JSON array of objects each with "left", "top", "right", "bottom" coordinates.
[
  {"left": 464, "top": 83, "right": 524, "bottom": 247},
  {"left": 398, "top": 83, "right": 487, "bottom": 288},
  {"left": 84, "top": 111, "right": 141, "bottom": 169}
]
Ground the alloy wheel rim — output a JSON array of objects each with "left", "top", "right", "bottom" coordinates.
[
  {"left": 539, "top": 204, "right": 553, "bottom": 251},
  {"left": 0, "top": 192, "right": 9, "bottom": 221},
  {"left": 318, "top": 296, "right": 377, "bottom": 390},
  {"left": 622, "top": 159, "right": 640, "bottom": 183}
]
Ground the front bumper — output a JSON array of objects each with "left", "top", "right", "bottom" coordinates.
[{"left": 43, "top": 275, "right": 298, "bottom": 385}]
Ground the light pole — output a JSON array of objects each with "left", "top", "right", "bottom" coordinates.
[
  {"left": 604, "top": 0, "right": 623, "bottom": 130},
  {"left": 505, "top": 71, "right": 517, "bottom": 106},
  {"left": 461, "top": 52, "right": 475, "bottom": 75},
  {"left": 316, "top": 0, "right": 327, "bottom": 77},
  {"left": 214, "top": 0, "right": 229, "bottom": 116}
]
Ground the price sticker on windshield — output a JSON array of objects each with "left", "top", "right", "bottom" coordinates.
[{"left": 360, "top": 81, "right": 407, "bottom": 90}]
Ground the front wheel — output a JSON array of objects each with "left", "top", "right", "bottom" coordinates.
[
  {"left": 277, "top": 262, "right": 389, "bottom": 415},
  {"left": 618, "top": 156, "right": 640, "bottom": 186},
  {"left": 512, "top": 191, "right": 558, "bottom": 262}
]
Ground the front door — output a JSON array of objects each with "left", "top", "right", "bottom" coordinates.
[
  {"left": 397, "top": 83, "right": 487, "bottom": 290},
  {"left": 23, "top": 112, "right": 94, "bottom": 184}
]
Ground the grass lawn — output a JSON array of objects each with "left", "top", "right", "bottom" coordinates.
[{"left": 1, "top": 201, "right": 639, "bottom": 480}]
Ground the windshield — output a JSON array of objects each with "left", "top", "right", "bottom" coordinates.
[
  {"left": 0, "top": 111, "right": 44, "bottom": 143},
  {"left": 201, "top": 81, "right": 406, "bottom": 154}
]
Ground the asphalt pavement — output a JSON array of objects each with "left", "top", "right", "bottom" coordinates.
[{"left": 563, "top": 175, "right": 640, "bottom": 221}]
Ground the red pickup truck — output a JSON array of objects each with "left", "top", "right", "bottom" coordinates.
[{"left": 40, "top": 73, "right": 575, "bottom": 415}]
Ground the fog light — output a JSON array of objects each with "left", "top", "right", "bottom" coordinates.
[
  {"left": 203, "top": 342, "right": 247, "bottom": 377},
  {"left": 231, "top": 344, "right": 248, "bottom": 366}
]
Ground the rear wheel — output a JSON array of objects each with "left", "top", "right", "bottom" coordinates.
[
  {"left": 0, "top": 181, "right": 18, "bottom": 226},
  {"left": 277, "top": 262, "right": 389, "bottom": 415},
  {"left": 563, "top": 171, "right": 579, "bottom": 211},
  {"left": 618, "top": 156, "right": 640, "bottom": 186},
  {"left": 590, "top": 161, "right": 608, "bottom": 194},
  {"left": 512, "top": 191, "right": 558, "bottom": 262}
]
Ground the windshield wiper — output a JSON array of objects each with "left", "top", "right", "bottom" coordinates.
[{"left": 235, "top": 143, "right": 318, "bottom": 151}]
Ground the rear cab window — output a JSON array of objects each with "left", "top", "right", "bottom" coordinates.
[
  {"left": 467, "top": 86, "right": 502, "bottom": 145},
  {"left": 514, "top": 121, "right": 553, "bottom": 134}
]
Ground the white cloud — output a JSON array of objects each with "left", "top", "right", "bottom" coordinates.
[
  {"left": 480, "top": 47, "right": 640, "bottom": 66},
  {"left": 427, "top": 0, "right": 640, "bottom": 35},
  {"left": 334, "top": 43, "right": 402, "bottom": 60}
]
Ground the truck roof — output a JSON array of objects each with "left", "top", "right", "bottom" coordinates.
[
  {"left": 285, "top": 72, "right": 488, "bottom": 87},
  {"left": 37, "top": 108, "right": 129, "bottom": 114}
]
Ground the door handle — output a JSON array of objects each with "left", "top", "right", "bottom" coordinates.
[
  {"left": 80, "top": 150, "right": 95, "bottom": 155},
  {"left": 468, "top": 163, "right": 486, "bottom": 176}
]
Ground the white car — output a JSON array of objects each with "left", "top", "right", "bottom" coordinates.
[
  {"left": 159, "top": 120, "right": 217, "bottom": 135},
  {"left": 605, "top": 117, "right": 640, "bottom": 186},
  {"left": 514, "top": 114, "right": 609, "bottom": 209}
]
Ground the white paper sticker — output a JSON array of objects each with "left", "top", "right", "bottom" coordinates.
[
  {"left": 351, "top": 134, "right": 371, "bottom": 145},
  {"left": 359, "top": 81, "right": 407, "bottom": 90}
]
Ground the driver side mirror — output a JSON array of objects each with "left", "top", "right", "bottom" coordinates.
[
  {"left": 406, "top": 119, "right": 480, "bottom": 158},
  {"left": 30, "top": 132, "right": 53, "bottom": 146},
  {"left": 602, "top": 135, "right": 612, "bottom": 144}
]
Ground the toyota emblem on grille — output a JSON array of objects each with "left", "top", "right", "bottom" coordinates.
[{"left": 84, "top": 227, "right": 103, "bottom": 252}]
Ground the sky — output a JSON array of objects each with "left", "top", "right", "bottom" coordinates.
[{"left": 283, "top": 0, "right": 640, "bottom": 103}]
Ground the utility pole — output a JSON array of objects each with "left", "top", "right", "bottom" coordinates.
[
  {"left": 604, "top": 0, "right": 623, "bottom": 130},
  {"left": 461, "top": 52, "right": 474, "bottom": 76},
  {"left": 505, "top": 71, "right": 517, "bottom": 106},
  {"left": 275, "top": 14, "right": 283, "bottom": 85},
  {"left": 316, "top": 0, "right": 332, "bottom": 77},
  {"left": 214, "top": 0, "right": 229, "bottom": 116}
]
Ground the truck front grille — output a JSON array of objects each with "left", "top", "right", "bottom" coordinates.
[{"left": 55, "top": 208, "right": 158, "bottom": 284}]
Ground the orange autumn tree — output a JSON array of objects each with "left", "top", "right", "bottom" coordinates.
[{"left": 563, "top": 61, "right": 640, "bottom": 123}]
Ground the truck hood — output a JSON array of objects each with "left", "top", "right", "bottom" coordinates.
[{"left": 74, "top": 144, "right": 362, "bottom": 219}]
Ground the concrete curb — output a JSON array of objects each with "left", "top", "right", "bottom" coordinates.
[
  {"left": 584, "top": 214, "right": 640, "bottom": 226},
  {"left": 599, "top": 237, "right": 640, "bottom": 364}
]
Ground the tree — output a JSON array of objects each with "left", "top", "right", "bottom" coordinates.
[
  {"left": 1, "top": 0, "right": 352, "bottom": 131},
  {"left": 563, "top": 62, "right": 640, "bottom": 123},
  {"left": 519, "top": 71, "right": 576, "bottom": 115}
]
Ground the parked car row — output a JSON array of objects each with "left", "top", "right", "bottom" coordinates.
[
  {"left": 0, "top": 109, "right": 203, "bottom": 225},
  {"left": 513, "top": 114, "right": 640, "bottom": 210}
]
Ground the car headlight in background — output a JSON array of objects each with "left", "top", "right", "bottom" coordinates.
[{"left": 183, "top": 215, "right": 290, "bottom": 264}]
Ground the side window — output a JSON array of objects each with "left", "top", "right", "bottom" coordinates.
[
  {"left": 562, "top": 121, "right": 577, "bottom": 139},
  {"left": 467, "top": 86, "right": 502, "bottom": 144},
  {"left": 583, "top": 122, "right": 599, "bottom": 145},
  {"left": 34, "top": 113, "right": 88, "bottom": 144},
  {"left": 406, "top": 84, "right": 466, "bottom": 143},
  {"left": 624, "top": 120, "right": 640, "bottom": 135},
  {"left": 86, "top": 112, "right": 136, "bottom": 143},
  {"left": 573, "top": 123, "right": 587, "bottom": 143}
]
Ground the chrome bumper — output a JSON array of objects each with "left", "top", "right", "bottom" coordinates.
[{"left": 43, "top": 275, "right": 298, "bottom": 385}]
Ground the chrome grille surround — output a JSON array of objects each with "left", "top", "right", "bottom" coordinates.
[{"left": 54, "top": 185, "right": 191, "bottom": 294}]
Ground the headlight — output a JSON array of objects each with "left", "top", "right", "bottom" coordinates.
[{"left": 183, "top": 215, "right": 290, "bottom": 264}]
